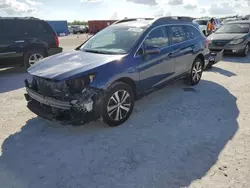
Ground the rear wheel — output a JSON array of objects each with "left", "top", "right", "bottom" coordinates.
[
  {"left": 188, "top": 58, "right": 203, "bottom": 86},
  {"left": 102, "top": 82, "right": 135, "bottom": 127}
]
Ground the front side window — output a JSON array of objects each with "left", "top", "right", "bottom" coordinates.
[
  {"left": 168, "top": 26, "right": 186, "bottom": 44},
  {"left": 80, "top": 26, "right": 145, "bottom": 54},
  {"left": 215, "top": 23, "right": 250, "bottom": 34},
  {"left": 144, "top": 27, "right": 169, "bottom": 48}
]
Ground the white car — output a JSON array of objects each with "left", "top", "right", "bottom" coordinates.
[{"left": 193, "top": 18, "right": 221, "bottom": 36}]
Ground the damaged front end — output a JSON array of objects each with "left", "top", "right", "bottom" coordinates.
[{"left": 24, "top": 75, "right": 104, "bottom": 125}]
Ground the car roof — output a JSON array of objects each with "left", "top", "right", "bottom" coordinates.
[{"left": 226, "top": 20, "right": 250, "bottom": 24}]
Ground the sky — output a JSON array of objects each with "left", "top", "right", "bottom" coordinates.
[{"left": 0, "top": 0, "right": 249, "bottom": 21}]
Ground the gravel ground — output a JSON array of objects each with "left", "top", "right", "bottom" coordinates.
[{"left": 0, "top": 35, "right": 250, "bottom": 188}]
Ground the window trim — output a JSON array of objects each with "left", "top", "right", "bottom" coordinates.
[
  {"left": 144, "top": 26, "right": 170, "bottom": 49},
  {"left": 134, "top": 23, "right": 202, "bottom": 57}
]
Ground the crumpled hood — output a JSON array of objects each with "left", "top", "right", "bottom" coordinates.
[
  {"left": 208, "top": 33, "right": 247, "bottom": 41},
  {"left": 28, "top": 50, "right": 124, "bottom": 81}
]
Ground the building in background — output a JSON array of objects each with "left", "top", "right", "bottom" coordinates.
[
  {"left": 88, "top": 20, "right": 117, "bottom": 34},
  {"left": 47, "top": 20, "right": 70, "bottom": 36}
]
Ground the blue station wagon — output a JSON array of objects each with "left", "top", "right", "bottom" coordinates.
[{"left": 24, "top": 17, "right": 215, "bottom": 126}]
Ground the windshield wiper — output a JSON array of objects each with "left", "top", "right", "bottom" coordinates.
[{"left": 83, "top": 49, "right": 124, "bottom": 55}]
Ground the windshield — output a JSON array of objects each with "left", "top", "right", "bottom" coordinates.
[
  {"left": 80, "top": 26, "right": 145, "bottom": 54},
  {"left": 215, "top": 23, "right": 250, "bottom": 34},
  {"left": 193, "top": 20, "right": 208, "bottom": 25}
]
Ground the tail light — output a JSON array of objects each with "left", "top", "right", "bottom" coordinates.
[
  {"left": 55, "top": 32, "right": 59, "bottom": 47},
  {"left": 205, "top": 39, "right": 210, "bottom": 48}
]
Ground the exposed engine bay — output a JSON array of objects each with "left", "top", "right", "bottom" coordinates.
[{"left": 24, "top": 76, "right": 104, "bottom": 125}]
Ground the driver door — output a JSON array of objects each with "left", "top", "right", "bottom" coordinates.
[{"left": 135, "top": 26, "right": 176, "bottom": 93}]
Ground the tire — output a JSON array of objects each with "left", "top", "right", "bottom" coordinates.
[
  {"left": 187, "top": 58, "right": 204, "bottom": 86},
  {"left": 23, "top": 49, "right": 45, "bottom": 69},
  {"left": 240, "top": 44, "right": 249, "bottom": 57},
  {"left": 206, "top": 63, "right": 212, "bottom": 70},
  {"left": 202, "top": 30, "right": 206, "bottom": 36},
  {"left": 102, "top": 82, "right": 135, "bottom": 127}
]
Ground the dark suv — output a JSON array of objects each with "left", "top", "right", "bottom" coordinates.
[
  {"left": 0, "top": 17, "right": 62, "bottom": 68},
  {"left": 25, "top": 17, "right": 220, "bottom": 127}
]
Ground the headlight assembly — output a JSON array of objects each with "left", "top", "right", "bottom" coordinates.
[
  {"left": 66, "top": 73, "right": 96, "bottom": 94},
  {"left": 229, "top": 38, "right": 244, "bottom": 45}
]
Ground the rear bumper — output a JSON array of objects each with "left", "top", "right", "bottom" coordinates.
[
  {"left": 48, "top": 47, "right": 63, "bottom": 56},
  {"left": 206, "top": 50, "right": 224, "bottom": 67}
]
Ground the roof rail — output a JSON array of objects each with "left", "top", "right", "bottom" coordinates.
[
  {"left": 154, "top": 16, "right": 193, "bottom": 23},
  {"left": 112, "top": 18, "right": 154, "bottom": 25}
]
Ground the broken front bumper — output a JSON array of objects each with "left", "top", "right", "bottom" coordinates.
[{"left": 24, "top": 80, "right": 103, "bottom": 125}]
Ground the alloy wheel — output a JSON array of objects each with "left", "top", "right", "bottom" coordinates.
[
  {"left": 29, "top": 53, "right": 44, "bottom": 66},
  {"left": 192, "top": 61, "right": 202, "bottom": 83},
  {"left": 107, "top": 90, "right": 132, "bottom": 121}
]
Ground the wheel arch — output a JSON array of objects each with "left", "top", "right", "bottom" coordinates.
[
  {"left": 196, "top": 53, "right": 205, "bottom": 68},
  {"left": 111, "top": 77, "right": 137, "bottom": 98}
]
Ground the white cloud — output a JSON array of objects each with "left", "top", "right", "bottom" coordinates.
[
  {"left": 80, "top": 0, "right": 102, "bottom": 2},
  {"left": 167, "top": 0, "right": 183, "bottom": 5},
  {"left": 126, "top": 0, "right": 158, "bottom": 6},
  {"left": 208, "top": 2, "right": 236, "bottom": 15},
  {"left": 0, "top": 0, "right": 41, "bottom": 15},
  {"left": 183, "top": 3, "right": 197, "bottom": 9}
]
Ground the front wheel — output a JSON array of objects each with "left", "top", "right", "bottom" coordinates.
[
  {"left": 102, "top": 82, "right": 135, "bottom": 127},
  {"left": 187, "top": 58, "right": 203, "bottom": 86},
  {"left": 240, "top": 44, "right": 249, "bottom": 57}
]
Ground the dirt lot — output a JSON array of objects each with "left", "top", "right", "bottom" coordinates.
[{"left": 0, "top": 35, "right": 250, "bottom": 188}]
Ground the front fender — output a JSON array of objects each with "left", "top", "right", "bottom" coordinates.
[{"left": 89, "top": 68, "right": 139, "bottom": 90}]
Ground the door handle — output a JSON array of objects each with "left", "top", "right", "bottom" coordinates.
[{"left": 15, "top": 40, "right": 25, "bottom": 43}]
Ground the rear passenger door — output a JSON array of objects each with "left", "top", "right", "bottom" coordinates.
[{"left": 166, "top": 25, "right": 194, "bottom": 75}]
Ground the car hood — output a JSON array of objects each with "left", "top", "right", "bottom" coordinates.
[
  {"left": 28, "top": 50, "right": 125, "bottom": 81},
  {"left": 208, "top": 33, "right": 247, "bottom": 41}
]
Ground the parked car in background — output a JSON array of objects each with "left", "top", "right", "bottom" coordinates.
[
  {"left": 207, "top": 20, "right": 250, "bottom": 59},
  {"left": 24, "top": 17, "right": 220, "bottom": 126},
  {"left": 0, "top": 17, "right": 62, "bottom": 68},
  {"left": 70, "top": 25, "right": 87, "bottom": 34},
  {"left": 193, "top": 18, "right": 221, "bottom": 36}
]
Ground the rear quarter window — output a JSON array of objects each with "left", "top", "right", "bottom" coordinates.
[
  {"left": 185, "top": 25, "right": 201, "bottom": 40},
  {"left": 21, "top": 20, "right": 54, "bottom": 36}
]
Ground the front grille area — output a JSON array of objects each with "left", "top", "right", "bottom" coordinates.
[
  {"left": 33, "top": 77, "right": 68, "bottom": 96},
  {"left": 212, "top": 40, "right": 229, "bottom": 47}
]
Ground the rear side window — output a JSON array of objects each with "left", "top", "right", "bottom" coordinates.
[
  {"left": 1, "top": 20, "right": 21, "bottom": 37},
  {"left": 185, "top": 25, "right": 201, "bottom": 40},
  {"left": 22, "top": 21, "right": 54, "bottom": 36},
  {"left": 144, "top": 27, "right": 169, "bottom": 48},
  {"left": 168, "top": 26, "right": 186, "bottom": 44}
]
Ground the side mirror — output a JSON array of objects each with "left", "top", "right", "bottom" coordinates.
[{"left": 144, "top": 46, "right": 161, "bottom": 54}]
